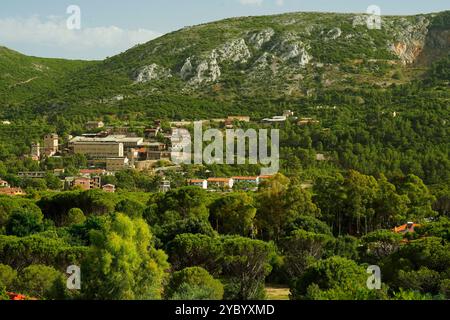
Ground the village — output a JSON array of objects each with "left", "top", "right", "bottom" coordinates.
[{"left": 0, "top": 112, "right": 327, "bottom": 196}]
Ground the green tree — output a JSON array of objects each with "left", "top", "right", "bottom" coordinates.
[
  {"left": 167, "top": 234, "right": 223, "bottom": 276},
  {"left": 165, "top": 267, "right": 224, "bottom": 300},
  {"left": 222, "top": 236, "right": 275, "bottom": 300},
  {"left": 291, "top": 256, "right": 386, "bottom": 300},
  {"left": 256, "top": 174, "right": 319, "bottom": 241},
  {"left": 16, "top": 264, "right": 66, "bottom": 300},
  {"left": 0, "top": 264, "right": 17, "bottom": 290},
  {"left": 6, "top": 209, "right": 44, "bottom": 237},
  {"left": 82, "top": 213, "right": 169, "bottom": 300},
  {"left": 115, "top": 198, "right": 145, "bottom": 218},
  {"left": 209, "top": 193, "right": 256, "bottom": 236},
  {"left": 281, "top": 230, "right": 334, "bottom": 280},
  {"left": 360, "top": 230, "right": 403, "bottom": 264},
  {"left": 64, "top": 208, "right": 86, "bottom": 226},
  {"left": 398, "top": 174, "right": 437, "bottom": 221}
]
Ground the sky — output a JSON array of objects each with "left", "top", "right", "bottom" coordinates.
[{"left": 0, "top": 0, "right": 448, "bottom": 60}]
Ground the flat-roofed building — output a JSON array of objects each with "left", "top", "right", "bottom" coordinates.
[
  {"left": 18, "top": 172, "right": 46, "bottom": 179},
  {"left": 0, "top": 187, "right": 25, "bottom": 196},
  {"left": 207, "top": 178, "right": 234, "bottom": 190},
  {"left": 188, "top": 179, "right": 208, "bottom": 189},
  {"left": 79, "top": 169, "right": 108, "bottom": 177},
  {"left": 102, "top": 184, "right": 116, "bottom": 193},
  {"left": 44, "top": 134, "right": 59, "bottom": 157},
  {"left": 73, "top": 177, "right": 92, "bottom": 190},
  {"left": 72, "top": 141, "right": 124, "bottom": 158},
  {"left": 69, "top": 135, "right": 144, "bottom": 159},
  {"left": 106, "top": 157, "right": 129, "bottom": 171}
]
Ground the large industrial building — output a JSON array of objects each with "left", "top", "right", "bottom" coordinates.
[{"left": 69, "top": 135, "right": 143, "bottom": 158}]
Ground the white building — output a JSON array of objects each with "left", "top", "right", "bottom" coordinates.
[{"left": 188, "top": 179, "right": 208, "bottom": 189}]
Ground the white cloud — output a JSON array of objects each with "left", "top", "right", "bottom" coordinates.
[
  {"left": 0, "top": 16, "right": 162, "bottom": 59},
  {"left": 239, "top": 0, "right": 264, "bottom": 6},
  {"left": 238, "top": 0, "right": 285, "bottom": 7}
]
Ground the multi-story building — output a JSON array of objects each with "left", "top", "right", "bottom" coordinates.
[
  {"left": 106, "top": 157, "right": 129, "bottom": 171},
  {"left": 72, "top": 139, "right": 124, "bottom": 158},
  {"left": 207, "top": 178, "right": 234, "bottom": 190},
  {"left": 0, "top": 187, "right": 25, "bottom": 196},
  {"left": 69, "top": 135, "right": 143, "bottom": 159},
  {"left": 44, "top": 134, "right": 59, "bottom": 157},
  {"left": 67, "top": 176, "right": 102, "bottom": 191},
  {"left": 73, "top": 177, "right": 92, "bottom": 190},
  {"left": 187, "top": 179, "right": 208, "bottom": 189},
  {"left": 18, "top": 172, "right": 46, "bottom": 179},
  {"left": 31, "top": 142, "right": 41, "bottom": 159}
]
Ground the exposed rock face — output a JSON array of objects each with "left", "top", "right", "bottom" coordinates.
[
  {"left": 134, "top": 64, "right": 171, "bottom": 83},
  {"left": 386, "top": 17, "right": 429, "bottom": 64},
  {"left": 326, "top": 28, "right": 342, "bottom": 40},
  {"left": 180, "top": 39, "right": 251, "bottom": 85},
  {"left": 216, "top": 39, "right": 252, "bottom": 63},
  {"left": 248, "top": 28, "right": 275, "bottom": 49},
  {"left": 278, "top": 40, "right": 311, "bottom": 66},
  {"left": 180, "top": 54, "right": 221, "bottom": 85},
  {"left": 352, "top": 15, "right": 369, "bottom": 28}
]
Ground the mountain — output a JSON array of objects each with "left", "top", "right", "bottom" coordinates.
[
  {"left": 0, "top": 11, "right": 449, "bottom": 119},
  {"left": 0, "top": 46, "right": 94, "bottom": 105}
]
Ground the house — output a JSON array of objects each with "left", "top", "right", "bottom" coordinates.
[
  {"left": 0, "top": 179, "right": 10, "bottom": 188},
  {"left": 207, "top": 178, "right": 234, "bottom": 190},
  {"left": 0, "top": 188, "right": 26, "bottom": 196},
  {"left": 79, "top": 169, "right": 107, "bottom": 177},
  {"left": 102, "top": 184, "right": 116, "bottom": 193},
  {"left": 393, "top": 222, "right": 420, "bottom": 234},
  {"left": 188, "top": 179, "right": 208, "bottom": 189},
  {"left": 85, "top": 121, "right": 105, "bottom": 130},
  {"left": 73, "top": 177, "right": 92, "bottom": 191},
  {"left": 262, "top": 116, "right": 287, "bottom": 123}
]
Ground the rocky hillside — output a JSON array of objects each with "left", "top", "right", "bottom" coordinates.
[
  {"left": 0, "top": 11, "right": 448, "bottom": 117},
  {"left": 89, "top": 11, "right": 448, "bottom": 97}
]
